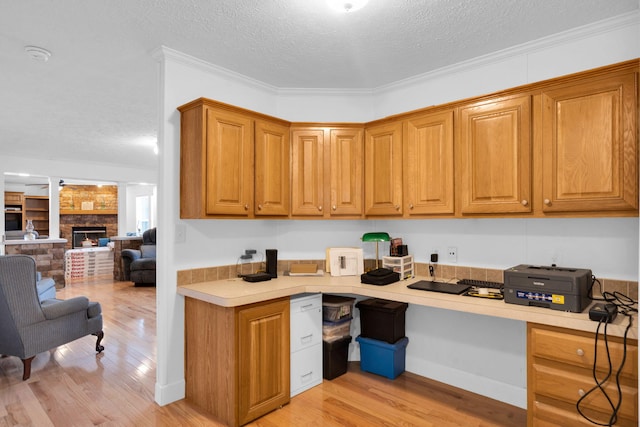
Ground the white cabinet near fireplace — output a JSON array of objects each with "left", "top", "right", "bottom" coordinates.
[{"left": 64, "top": 247, "right": 114, "bottom": 284}]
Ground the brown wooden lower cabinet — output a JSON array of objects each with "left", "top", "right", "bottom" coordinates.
[
  {"left": 527, "top": 323, "right": 638, "bottom": 426},
  {"left": 185, "top": 297, "right": 290, "bottom": 426}
]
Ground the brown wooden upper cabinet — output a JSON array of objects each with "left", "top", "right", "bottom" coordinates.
[
  {"left": 255, "top": 119, "right": 290, "bottom": 216},
  {"left": 290, "top": 126, "right": 363, "bottom": 218},
  {"left": 403, "top": 110, "right": 455, "bottom": 216},
  {"left": 179, "top": 100, "right": 254, "bottom": 218},
  {"left": 365, "top": 121, "right": 403, "bottom": 216},
  {"left": 179, "top": 60, "right": 638, "bottom": 220},
  {"left": 540, "top": 71, "right": 638, "bottom": 213},
  {"left": 458, "top": 95, "right": 532, "bottom": 215}
]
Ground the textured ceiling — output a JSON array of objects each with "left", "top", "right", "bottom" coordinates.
[{"left": 0, "top": 0, "right": 637, "bottom": 175}]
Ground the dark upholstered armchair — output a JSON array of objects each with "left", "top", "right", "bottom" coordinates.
[
  {"left": 121, "top": 227, "right": 156, "bottom": 286},
  {"left": 0, "top": 255, "right": 104, "bottom": 380}
]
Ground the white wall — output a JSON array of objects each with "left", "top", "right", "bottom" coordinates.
[{"left": 155, "top": 13, "right": 640, "bottom": 409}]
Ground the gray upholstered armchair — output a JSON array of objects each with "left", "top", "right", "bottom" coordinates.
[
  {"left": 121, "top": 227, "right": 156, "bottom": 286},
  {"left": 0, "top": 255, "right": 104, "bottom": 380}
]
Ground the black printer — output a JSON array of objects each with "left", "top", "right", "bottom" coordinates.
[{"left": 503, "top": 264, "right": 593, "bottom": 312}]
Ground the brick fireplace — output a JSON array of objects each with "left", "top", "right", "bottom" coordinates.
[{"left": 60, "top": 214, "right": 117, "bottom": 250}]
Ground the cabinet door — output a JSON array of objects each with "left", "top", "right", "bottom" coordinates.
[
  {"left": 404, "top": 110, "right": 454, "bottom": 215},
  {"left": 237, "top": 298, "right": 290, "bottom": 425},
  {"left": 205, "top": 108, "right": 253, "bottom": 216},
  {"left": 291, "top": 128, "right": 325, "bottom": 216},
  {"left": 4, "top": 192, "right": 23, "bottom": 205},
  {"left": 255, "top": 120, "right": 290, "bottom": 216},
  {"left": 364, "top": 121, "right": 403, "bottom": 216},
  {"left": 329, "top": 128, "right": 363, "bottom": 216},
  {"left": 459, "top": 95, "right": 532, "bottom": 214},
  {"left": 541, "top": 73, "right": 638, "bottom": 213}
]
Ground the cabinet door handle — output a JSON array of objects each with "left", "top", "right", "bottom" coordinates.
[
  {"left": 301, "top": 334, "right": 313, "bottom": 344},
  {"left": 332, "top": 205, "right": 337, "bottom": 211},
  {"left": 576, "top": 348, "right": 584, "bottom": 356},
  {"left": 244, "top": 204, "right": 249, "bottom": 210},
  {"left": 258, "top": 204, "right": 263, "bottom": 210},
  {"left": 301, "top": 371, "right": 313, "bottom": 382},
  {"left": 409, "top": 203, "right": 414, "bottom": 209},
  {"left": 301, "top": 304, "right": 313, "bottom": 309},
  {"left": 318, "top": 205, "right": 323, "bottom": 211},
  {"left": 521, "top": 200, "right": 528, "bottom": 206},
  {"left": 395, "top": 205, "right": 400, "bottom": 211},
  {"left": 578, "top": 388, "right": 585, "bottom": 397},
  {"left": 543, "top": 199, "right": 551, "bottom": 206}
]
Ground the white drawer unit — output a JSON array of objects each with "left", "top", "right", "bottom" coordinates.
[
  {"left": 382, "top": 255, "right": 414, "bottom": 279},
  {"left": 290, "top": 293, "right": 323, "bottom": 396}
]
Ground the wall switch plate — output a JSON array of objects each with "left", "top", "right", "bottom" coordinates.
[{"left": 175, "top": 224, "right": 186, "bottom": 243}]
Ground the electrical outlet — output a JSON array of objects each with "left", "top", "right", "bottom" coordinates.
[{"left": 447, "top": 247, "right": 457, "bottom": 263}]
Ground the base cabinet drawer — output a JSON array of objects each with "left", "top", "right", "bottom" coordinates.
[
  {"left": 532, "top": 398, "right": 639, "bottom": 427},
  {"left": 290, "top": 344, "right": 323, "bottom": 397},
  {"left": 528, "top": 323, "right": 638, "bottom": 427},
  {"left": 532, "top": 363, "right": 637, "bottom": 420}
]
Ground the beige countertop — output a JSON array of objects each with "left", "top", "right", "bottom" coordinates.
[
  {"left": 109, "top": 236, "right": 143, "bottom": 241},
  {"left": 178, "top": 274, "right": 637, "bottom": 339},
  {"left": 3, "top": 238, "right": 67, "bottom": 245}
]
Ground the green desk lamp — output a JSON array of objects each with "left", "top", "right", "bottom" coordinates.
[{"left": 361, "top": 232, "right": 390, "bottom": 269}]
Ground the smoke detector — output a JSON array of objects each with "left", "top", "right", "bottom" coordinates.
[
  {"left": 24, "top": 46, "right": 51, "bottom": 62},
  {"left": 326, "top": 0, "right": 368, "bottom": 13}
]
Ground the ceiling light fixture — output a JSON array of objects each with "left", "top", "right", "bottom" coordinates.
[
  {"left": 24, "top": 46, "right": 52, "bottom": 62},
  {"left": 327, "top": 0, "right": 368, "bottom": 13}
]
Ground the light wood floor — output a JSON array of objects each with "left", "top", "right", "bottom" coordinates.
[{"left": 0, "top": 279, "right": 526, "bottom": 426}]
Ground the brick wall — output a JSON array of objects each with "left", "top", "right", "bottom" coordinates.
[
  {"left": 5, "top": 241, "right": 66, "bottom": 287},
  {"left": 59, "top": 185, "right": 117, "bottom": 210},
  {"left": 112, "top": 238, "right": 143, "bottom": 281}
]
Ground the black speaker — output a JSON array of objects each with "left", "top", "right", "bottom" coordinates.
[{"left": 266, "top": 249, "right": 278, "bottom": 278}]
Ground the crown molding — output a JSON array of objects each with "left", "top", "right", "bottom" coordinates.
[
  {"left": 151, "top": 45, "right": 279, "bottom": 95},
  {"left": 375, "top": 10, "right": 639, "bottom": 94}
]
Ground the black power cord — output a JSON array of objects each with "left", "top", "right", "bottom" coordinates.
[{"left": 576, "top": 275, "right": 637, "bottom": 426}]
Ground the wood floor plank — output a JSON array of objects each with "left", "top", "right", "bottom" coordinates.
[{"left": 0, "top": 279, "right": 526, "bottom": 426}]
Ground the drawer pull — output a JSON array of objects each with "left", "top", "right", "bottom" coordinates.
[
  {"left": 576, "top": 348, "right": 585, "bottom": 356},
  {"left": 301, "top": 371, "right": 313, "bottom": 382},
  {"left": 301, "top": 304, "right": 313, "bottom": 309},
  {"left": 578, "top": 388, "right": 585, "bottom": 397},
  {"left": 300, "top": 334, "right": 314, "bottom": 344}
]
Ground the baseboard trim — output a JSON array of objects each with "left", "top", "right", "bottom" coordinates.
[{"left": 155, "top": 379, "right": 186, "bottom": 406}]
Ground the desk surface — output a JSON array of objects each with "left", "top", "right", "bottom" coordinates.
[{"left": 177, "top": 274, "right": 637, "bottom": 339}]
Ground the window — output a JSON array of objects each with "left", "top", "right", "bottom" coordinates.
[{"left": 136, "top": 195, "right": 150, "bottom": 236}]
